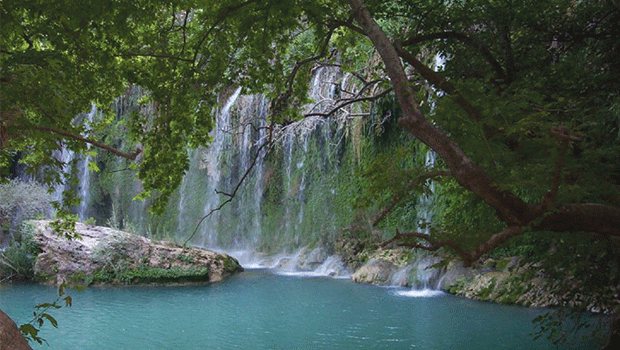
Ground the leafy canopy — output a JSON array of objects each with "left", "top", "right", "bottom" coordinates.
[
  {"left": 1, "top": 0, "right": 343, "bottom": 213},
  {"left": 2, "top": 0, "right": 619, "bottom": 248}
]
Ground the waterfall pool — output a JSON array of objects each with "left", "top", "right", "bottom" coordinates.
[{"left": 0, "top": 269, "right": 604, "bottom": 349}]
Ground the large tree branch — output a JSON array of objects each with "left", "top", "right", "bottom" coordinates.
[
  {"left": 353, "top": 0, "right": 620, "bottom": 265},
  {"left": 536, "top": 203, "right": 620, "bottom": 237},
  {"left": 32, "top": 126, "right": 142, "bottom": 160},
  {"left": 349, "top": 0, "right": 537, "bottom": 227}
]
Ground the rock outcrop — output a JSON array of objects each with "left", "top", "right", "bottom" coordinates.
[
  {"left": 351, "top": 259, "right": 398, "bottom": 285},
  {"left": 0, "top": 310, "right": 32, "bottom": 350},
  {"left": 30, "top": 220, "right": 243, "bottom": 286}
]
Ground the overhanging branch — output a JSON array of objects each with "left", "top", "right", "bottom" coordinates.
[
  {"left": 33, "top": 126, "right": 142, "bottom": 160},
  {"left": 382, "top": 226, "right": 522, "bottom": 267},
  {"left": 304, "top": 88, "right": 392, "bottom": 118}
]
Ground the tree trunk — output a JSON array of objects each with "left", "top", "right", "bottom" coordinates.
[{"left": 0, "top": 309, "right": 33, "bottom": 350}]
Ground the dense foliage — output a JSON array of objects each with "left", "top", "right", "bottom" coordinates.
[
  {"left": 0, "top": 221, "right": 40, "bottom": 281},
  {"left": 2, "top": 0, "right": 619, "bottom": 305},
  {"left": 2, "top": 0, "right": 620, "bottom": 346},
  {"left": 1, "top": 0, "right": 337, "bottom": 213}
]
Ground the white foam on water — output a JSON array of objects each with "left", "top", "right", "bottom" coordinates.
[{"left": 394, "top": 289, "right": 444, "bottom": 298}]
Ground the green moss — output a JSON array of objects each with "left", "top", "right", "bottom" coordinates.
[
  {"left": 222, "top": 256, "right": 243, "bottom": 273},
  {"left": 126, "top": 266, "right": 210, "bottom": 284},
  {"left": 71, "top": 265, "right": 211, "bottom": 285},
  {"left": 495, "top": 258, "right": 511, "bottom": 271},
  {"left": 483, "top": 259, "right": 496, "bottom": 268},
  {"left": 447, "top": 278, "right": 466, "bottom": 294},
  {"left": 498, "top": 293, "right": 518, "bottom": 304},
  {"left": 34, "top": 271, "right": 54, "bottom": 284},
  {"left": 478, "top": 279, "right": 497, "bottom": 300}
]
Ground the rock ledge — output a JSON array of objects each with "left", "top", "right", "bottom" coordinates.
[{"left": 30, "top": 220, "right": 243, "bottom": 286}]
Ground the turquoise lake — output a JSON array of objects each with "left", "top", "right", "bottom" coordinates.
[{"left": 0, "top": 269, "right": 604, "bottom": 349}]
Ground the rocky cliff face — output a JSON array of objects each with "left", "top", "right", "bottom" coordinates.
[{"left": 30, "top": 221, "right": 242, "bottom": 286}]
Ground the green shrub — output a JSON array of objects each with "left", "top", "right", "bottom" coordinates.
[
  {"left": 0, "top": 222, "right": 41, "bottom": 281},
  {"left": 0, "top": 180, "right": 53, "bottom": 234}
]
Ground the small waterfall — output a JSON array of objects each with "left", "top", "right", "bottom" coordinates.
[
  {"left": 50, "top": 147, "right": 75, "bottom": 204},
  {"left": 391, "top": 253, "right": 445, "bottom": 297},
  {"left": 416, "top": 150, "right": 437, "bottom": 233},
  {"left": 50, "top": 104, "right": 96, "bottom": 222},
  {"left": 77, "top": 104, "right": 96, "bottom": 221}
]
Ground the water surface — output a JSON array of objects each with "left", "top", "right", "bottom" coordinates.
[{"left": 0, "top": 269, "right": 602, "bottom": 349}]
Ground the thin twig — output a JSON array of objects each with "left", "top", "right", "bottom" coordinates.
[{"left": 183, "top": 139, "right": 270, "bottom": 246}]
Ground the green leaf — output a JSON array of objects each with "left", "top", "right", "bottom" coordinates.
[
  {"left": 19, "top": 323, "right": 38, "bottom": 337},
  {"left": 40, "top": 313, "right": 59, "bottom": 328}
]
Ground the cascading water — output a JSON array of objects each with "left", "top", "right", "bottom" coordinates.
[
  {"left": 74, "top": 65, "right": 446, "bottom": 283},
  {"left": 50, "top": 103, "right": 96, "bottom": 222},
  {"left": 163, "top": 66, "right": 354, "bottom": 276},
  {"left": 173, "top": 67, "right": 348, "bottom": 253},
  {"left": 416, "top": 150, "right": 437, "bottom": 233},
  {"left": 76, "top": 104, "right": 96, "bottom": 221}
]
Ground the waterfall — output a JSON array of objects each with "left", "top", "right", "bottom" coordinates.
[
  {"left": 171, "top": 66, "right": 349, "bottom": 257},
  {"left": 50, "top": 103, "right": 96, "bottom": 222},
  {"left": 416, "top": 150, "right": 437, "bottom": 233},
  {"left": 76, "top": 104, "right": 96, "bottom": 221},
  {"left": 71, "top": 65, "right": 442, "bottom": 282}
]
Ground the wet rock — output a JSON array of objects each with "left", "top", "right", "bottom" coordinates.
[
  {"left": 296, "top": 246, "right": 329, "bottom": 271},
  {"left": 438, "top": 261, "right": 475, "bottom": 292}
]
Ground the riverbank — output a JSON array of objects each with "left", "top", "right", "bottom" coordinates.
[{"left": 330, "top": 236, "right": 620, "bottom": 314}]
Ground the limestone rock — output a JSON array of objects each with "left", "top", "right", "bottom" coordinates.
[
  {"left": 0, "top": 310, "right": 32, "bottom": 350},
  {"left": 438, "top": 261, "right": 475, "bottom": 292},
  {"left": 30, "top": 220, "right": 242, "bottom": 285},
  {"left": 295, "top": 246, "right": 330, "bottom": 271},
  {"left": 351, "top": 259, "right": 397, "bottom": 285}
]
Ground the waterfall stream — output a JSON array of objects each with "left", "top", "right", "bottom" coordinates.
[{"left": 67, "top": 66, "right": 444, "bottom": 284}]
